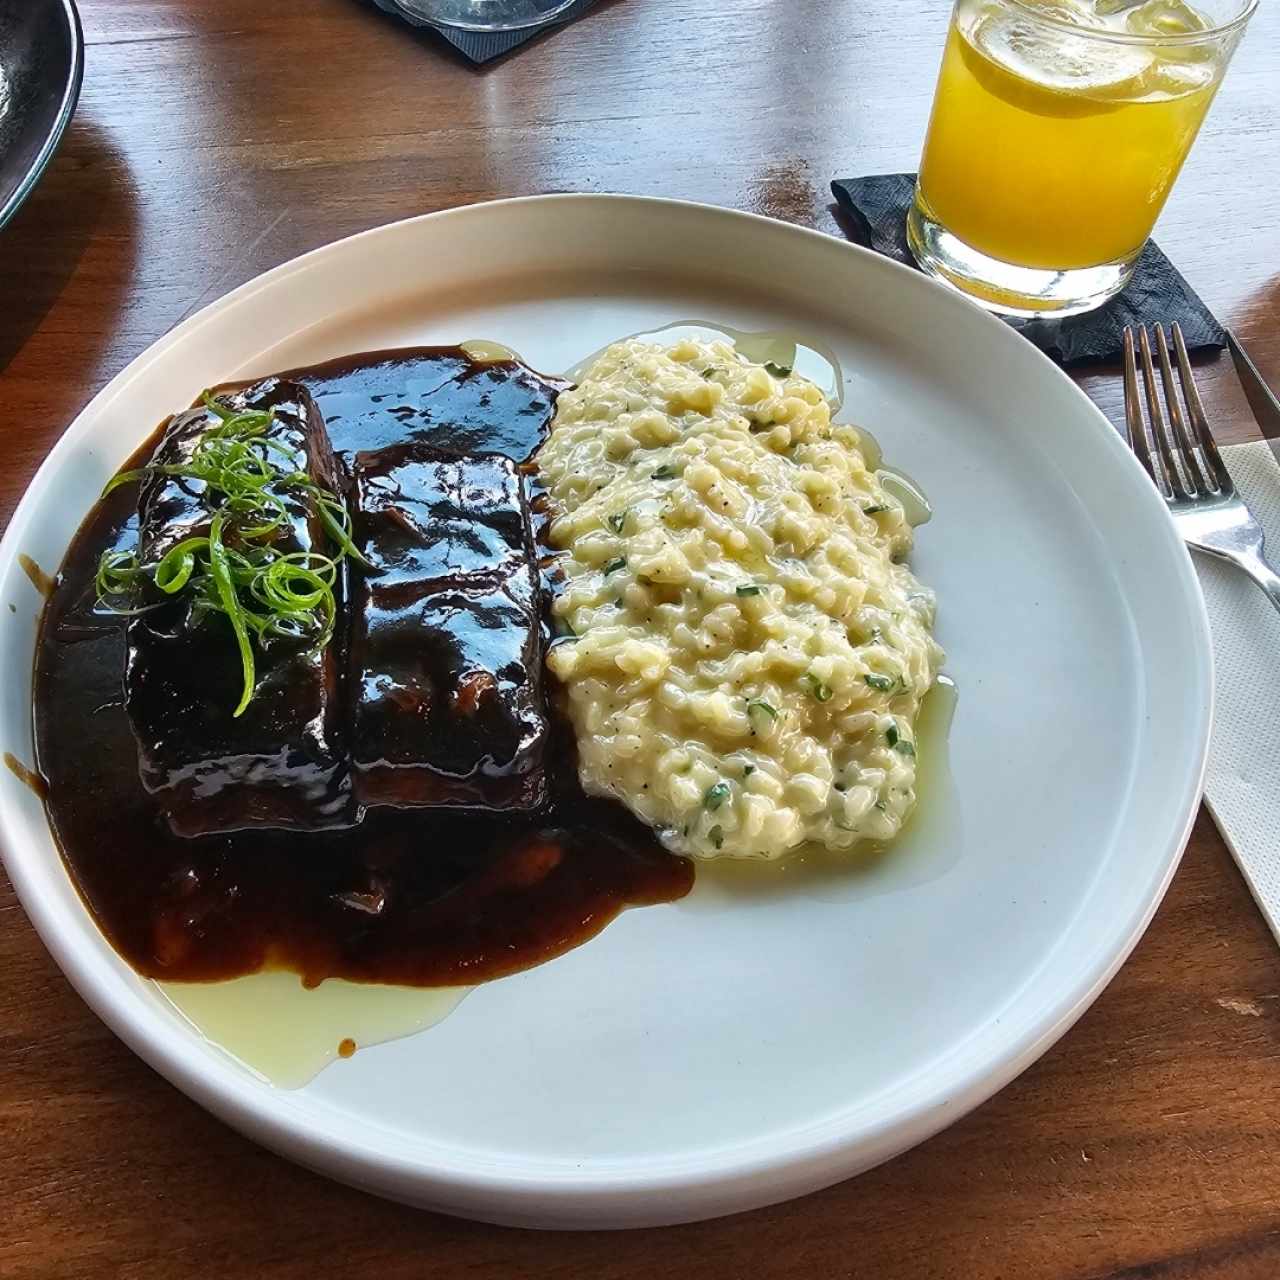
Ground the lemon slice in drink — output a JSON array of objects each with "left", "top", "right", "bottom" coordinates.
[{"left": 965, "top": 2, "right": 1154, "bottom": 112}]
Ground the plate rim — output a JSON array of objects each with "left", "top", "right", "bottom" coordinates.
[
  {"left": 0, "top": 0, "right": 85, "bottom": 231},
  {"left": 0, "top": 193, "right": 1213, "bottom": 1226}
]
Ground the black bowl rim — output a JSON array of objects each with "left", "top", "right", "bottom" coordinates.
[{"left": 0, "top": 0, "right": 85, "bottom": 232}]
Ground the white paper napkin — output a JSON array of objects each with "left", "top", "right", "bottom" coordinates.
[{"left": 1195, "top": 440, "right": 1280, "bottom": 944}]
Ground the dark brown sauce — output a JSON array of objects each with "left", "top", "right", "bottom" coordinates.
[
  {"left": 33, "top": 347, "right": 692, "bottom": 988},
  {"left": 279, "top": 345, "right": 571, "bottom": 466}
]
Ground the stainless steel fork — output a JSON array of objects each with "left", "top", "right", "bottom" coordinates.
[{"left": 1123, "top": 322, "right": 1280, "bottom": 616}]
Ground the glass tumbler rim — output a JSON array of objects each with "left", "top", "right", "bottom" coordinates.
[
  {"left": 999, "top": 0, "right": 1258, "bottom": 46},
  {"left": 393, "top": 0, "right": 577, "bottom": 31}
]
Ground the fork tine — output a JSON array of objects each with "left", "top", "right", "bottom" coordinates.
[
  {"left": 1136, "top": 325, "right": 1182, "bottom": 499},
  {"left": 1139, "top": 325, "right": 1194, "bottom": 500},
  {"left": 1154, "top": 324, "right": 1210, "bottom": 496},
  {"left": 1124, "top": 328, "right": 1163, "bottom": 492},
  {"left": 1171, "top": 322, "right": 1233, "bottom": 494},
  {"left": 1122, "top": 328, "right": 1147, "bottom": 453}
]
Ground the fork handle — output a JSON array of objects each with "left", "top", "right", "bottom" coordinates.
[{"left": 1233, "top": 550, "right": 1280, "bottom": 618}]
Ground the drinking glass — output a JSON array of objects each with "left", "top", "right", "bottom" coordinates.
[
  {"left": 907, "top": 0, "right": 1257, "bottom": 317},
  {"left": 395, "top": 0, "right": 576, "bottom": 31}
]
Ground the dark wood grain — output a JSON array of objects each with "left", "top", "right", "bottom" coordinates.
[{"left": 2, "top": 2, "right": 1279, "bottom": 1276}]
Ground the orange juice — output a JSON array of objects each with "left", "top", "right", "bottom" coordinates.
[{"left": 917, "top": 0, "right": 1222, "bottom": 270}]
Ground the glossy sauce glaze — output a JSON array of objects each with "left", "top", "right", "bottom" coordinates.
[
  {"left": 34, "top": 347, "right": 692, "bottom": 989},
  {"left": 281, "top": 344, "right": 570, "bottom": 465}
]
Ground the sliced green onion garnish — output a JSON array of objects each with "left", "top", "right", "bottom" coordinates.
[
  {"left": 100, "top": 469, "right": 148, "bottom": 499},
  {"left": 207, "top": 513, "right": 256, "bottom": 718},
  {"left": 95, "top": 391, "right": 360, "bottom": 715},
  {"left": 313, "top": 491, "right": 369, "bottom": 565},
  {"left": 201, "top": 390, "right": 237, "bottom": 421},
  {"left": 153, "top": 537, "right": 208, "bottom": 595},
  {"left": 803, "top": 673, "right": 833, "bottom": 702}
]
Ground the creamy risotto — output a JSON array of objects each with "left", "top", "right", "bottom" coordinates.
[{"left": 536, "top": 338, "right": 943, "bottom": 861}]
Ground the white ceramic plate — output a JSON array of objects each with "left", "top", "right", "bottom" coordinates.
[{"left": 0, "top": 195, "right": 1211, "bottom": 1229}]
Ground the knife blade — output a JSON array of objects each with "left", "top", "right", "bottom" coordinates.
[{"left": 1227, "top": 330, "right": 1280, "bottom": 468}]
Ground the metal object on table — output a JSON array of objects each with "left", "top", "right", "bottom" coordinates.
[
  {"left": 0, "top": 0, "right": 83, "bottom": 231},
  {"left": 1123, "top": 322, "right": 1280, "bottom": 617},
  {"left": 1227, "top": 329, "right": 1280, "bottom": 469}
]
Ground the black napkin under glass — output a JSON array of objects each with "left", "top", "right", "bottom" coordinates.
[
  {"left": 370, "top": 0, "right": 601, "bottom": 64},
  {"left": 831, "top": 174, "right": 1225, "bottom": 367}
]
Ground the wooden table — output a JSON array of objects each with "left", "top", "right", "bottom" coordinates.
[{"left": 3, "top": 2, "right": 1279, "bottom": 1275}]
